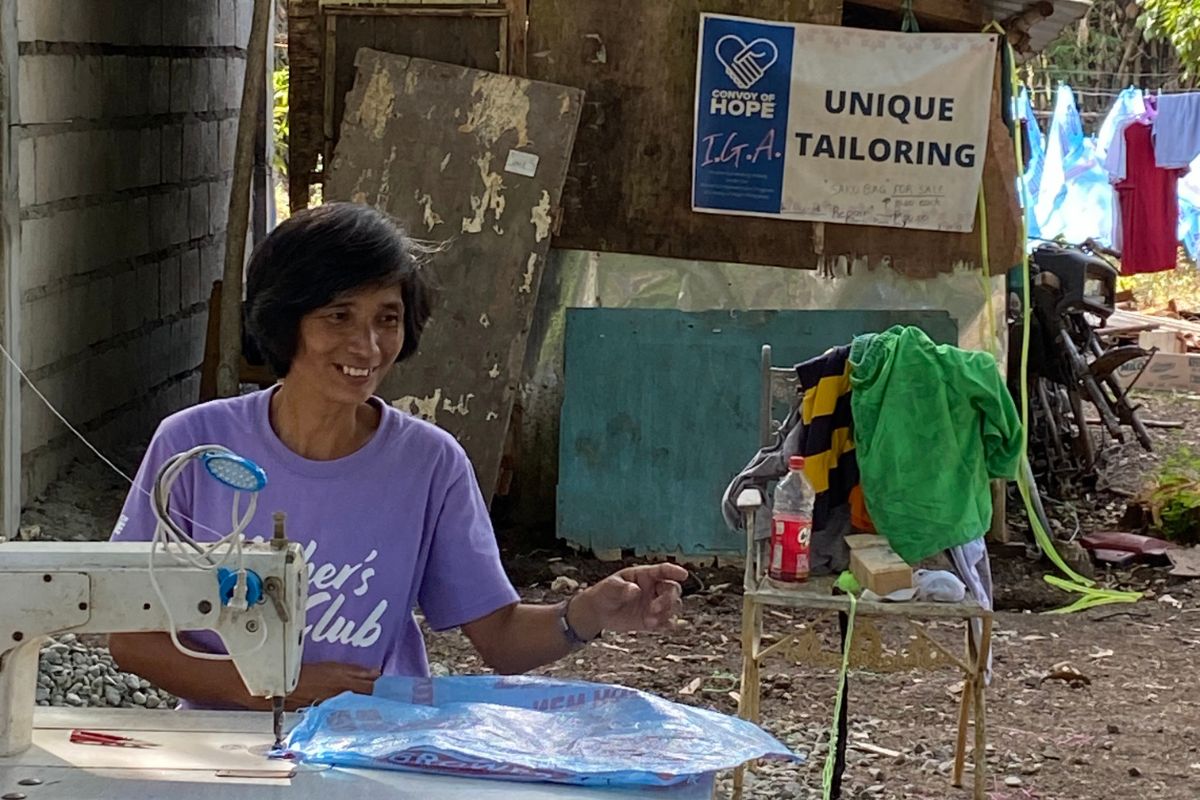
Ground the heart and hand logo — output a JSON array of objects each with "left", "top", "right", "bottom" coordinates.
[{"left": 715, "top": 34, "right": 779, "bottom": 91}]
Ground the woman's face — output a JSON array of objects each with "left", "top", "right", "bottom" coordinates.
[{"left": 289, "top": 282, "right": 406, "bottom": 406}]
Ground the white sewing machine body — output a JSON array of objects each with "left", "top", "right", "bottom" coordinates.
[{"left": 0, "top": 541, "right": 307, "bottom": 757}]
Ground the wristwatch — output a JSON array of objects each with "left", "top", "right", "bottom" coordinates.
[{"left": 558, "top": 594, "right": 599, "bottom": 650}]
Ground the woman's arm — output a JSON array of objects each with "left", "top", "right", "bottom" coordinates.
[
  {"left": 108, "top": 633, "right": 379, "bottom": 710},
  {"left": 461, "top": 563, "right": 686, "bottom": 674}
]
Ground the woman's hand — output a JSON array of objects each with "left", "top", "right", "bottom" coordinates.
[
  {"left": 287, "top": 662, "right": 380, "bottom": 709},
  {"left": 569, "top": 563, "right": 689, "bottom": 639}
]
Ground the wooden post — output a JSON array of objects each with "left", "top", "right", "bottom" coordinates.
[
  {"left": 988, "top": 479, "right": 1009, "bottom": 543},
  {"left": 218, "top": 0, "right": 274, "bottom": 398}
]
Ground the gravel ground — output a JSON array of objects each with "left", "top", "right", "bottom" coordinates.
[{"left": 17, "top": 390, "right": 1200, "bottom": 799}]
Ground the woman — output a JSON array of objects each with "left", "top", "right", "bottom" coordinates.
[{"left": 108, "top": 203, "right": 687, "bottom": 710}]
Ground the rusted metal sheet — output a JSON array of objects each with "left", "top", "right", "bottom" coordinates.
[
  {"left": 527, "top": 1, "right": 1022, "bottom": 276},
  {"left": 327, "top": 48, "right": 583, "bottom": 502}
]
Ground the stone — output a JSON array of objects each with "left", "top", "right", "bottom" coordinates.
[
  {"left": 146, "top": 695, "right": 162, "bottom": 709},
  {"left": 1005, "top": 777, "right": 1023, "bottom": 787},
  {"left": 132, "top": 691, "right": 148, "bottom": 706},
  {"left": 1128, "top": 767, "right": 1142, "bottom": 778},
  {"left": 1107, "top": 723, "right": 1121, "bottom": 735},
  {"left": 125, "top": 674, "right": 141, "bottom": 691},
  {"left": 34, "top": 686, "right": 49, "bottom": 703},
  {"left": 65, "top": 692, "right": 83, "bottom": 706},
  {"left": 104, "top": 687, "right": 122, "bottom": 706}
]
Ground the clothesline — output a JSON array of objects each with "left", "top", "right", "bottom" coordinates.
[{"left": 1024, "top": 68, "right": 1184, "bottom": 79}]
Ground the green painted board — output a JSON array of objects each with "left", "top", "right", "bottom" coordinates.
[{"left": 557, "top": 308, "right": 959, "bottom": 556}]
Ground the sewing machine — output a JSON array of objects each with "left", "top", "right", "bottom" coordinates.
[
  {"left": 0, "top": 540, "right": 715, "bottom": 799},
  {"left": 0, "top": 444, "right": 715, "bottom": 799},
  {"left": 0, "top": 537, "right": 308, "bottom": 757}
]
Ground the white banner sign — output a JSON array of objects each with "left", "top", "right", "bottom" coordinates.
[{"left": 693, "top": 15, "right": 998, "bottom": 232}]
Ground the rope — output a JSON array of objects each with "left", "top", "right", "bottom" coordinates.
[
  {"left": 821, "top": 588, "right": 857, "bottom": 800},
  {"left": 988, "top": 28, "right": 1140, "bottom": 612}
]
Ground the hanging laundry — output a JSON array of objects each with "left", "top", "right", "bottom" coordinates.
[
  {"left": 1116, "top": 121, "right": 1184, "bottom": 274},
  {"left": 1016, "top": 88, "right": 1046, "bottom": 240},
  {"left": 1180, "top": 155, "right": 1200, "bottom": 263},
  {"left": 848, "top": 327, "right": 1022, "bottom": 565},
  {"left": 1152, "top": 92, "right": 1200, "bottom": 169},
  {"left": 1096, "top": 86, "right": 1147, "bottom": 182},
  {"left": 1058, "top": 138, "right": 1118, "bottom": 247},
  {"left": 1034, "top": 85, "right": 1085, "bottom": 238}
]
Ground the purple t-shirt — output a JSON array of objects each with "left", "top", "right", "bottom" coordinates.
[{"left": 110, "top": 388, "right": 519, "bottom": 705}]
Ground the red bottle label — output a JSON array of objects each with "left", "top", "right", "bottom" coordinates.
[{"left": 769, "top": 515, "right": 811, "bottom": 583}]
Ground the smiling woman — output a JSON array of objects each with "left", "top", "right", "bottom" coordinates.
[{"left": 105, "top": 202, "right": 688, "bottom": 713}]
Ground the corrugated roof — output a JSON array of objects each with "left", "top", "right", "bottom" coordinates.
[{"left": 983, "top": 0, "right": 1092, "bottom": 57}]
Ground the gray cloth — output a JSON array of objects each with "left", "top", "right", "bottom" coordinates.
[
  {"left": 720, "top": 404, "right": 803, "bottom": 541},
  {"left": 1153, "top": 92, "right": 1200, "bottom": 168},
  {"left": 720, "top": 407, "right": 851, "bottom": 575},
  {"left": 947, "top": 537, "right": 993, "bottom": 683}
]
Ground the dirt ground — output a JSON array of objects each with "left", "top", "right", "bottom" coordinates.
[{"left": 19, "top": 391, "right": 1200, "bottom": 800}]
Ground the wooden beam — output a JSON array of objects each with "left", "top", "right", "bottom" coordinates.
[
  {"left": 846, "top": 0, "right": 986, "bottom": 30},
  {"left": 218, "top": 0, "right": 274, "bottom": 398}
]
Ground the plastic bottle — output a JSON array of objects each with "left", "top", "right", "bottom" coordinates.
[{"left": 769, "top": 455, "right": 815, "bottom": 583}]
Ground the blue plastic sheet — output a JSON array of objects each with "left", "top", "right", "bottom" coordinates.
[{"left": 285, "top": 675, "right": 801, "bottom": 787}]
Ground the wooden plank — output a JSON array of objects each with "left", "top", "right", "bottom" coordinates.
[
  {"left": 557, "top": 309, "right": 958, "bottom": 556},
  {"left": 1, "top": 0, "right": 19, "bottom": 536},
  {"left": 326, "top": 49, "right": 583, "bottom": 502},
  {"left": 746, "top": 575, "right": 988, "bottom": 619},
  {"left": 507, "top": 0, "right": 529, "bottom": 76},
  {"left": 527, "top": 1, "right": 1021, "bottom": 277},
  {"left": 527, "top": 0, "right": 840, "bottom": 266},
  {"left": 287, "top": 0, "right": 325, "bottom": 212}
]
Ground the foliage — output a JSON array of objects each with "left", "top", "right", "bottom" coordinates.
[
  {"left": 1147, "top": 447, "right": 1200, "bottom": 545},
  {"left": 272, "top": 65, "right": 289, "bottom": 181},
  {"left": 1139, "top": 0, "right": 1200, "bottom": 76}
]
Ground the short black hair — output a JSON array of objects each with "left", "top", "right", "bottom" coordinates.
[{"left": 244, "top": 202, "right": 432, "bottom": 377}]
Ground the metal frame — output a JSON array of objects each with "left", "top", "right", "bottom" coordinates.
[{"left": 732, "top": 345, "right": 993, "bottom": 800}]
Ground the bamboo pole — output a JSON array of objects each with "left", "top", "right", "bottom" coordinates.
[{"left": 218, "top": 0, "right": 274, "bottom": 398}]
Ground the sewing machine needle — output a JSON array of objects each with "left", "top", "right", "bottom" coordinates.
[{"left": 272, "top": 696, "right": 284, "bottom": 750}]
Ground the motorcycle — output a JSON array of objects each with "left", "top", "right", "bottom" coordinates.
[{"left": 1007, "top": 242, "right": 1154, "bottom": 498}]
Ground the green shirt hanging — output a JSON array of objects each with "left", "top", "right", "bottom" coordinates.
[{"left": 849, "top": 326, "right": 1022, "bottom": 564}]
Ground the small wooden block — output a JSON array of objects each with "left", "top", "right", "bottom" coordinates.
[
  {"left": 850, "top": 546, "right": 914, "bottom": 596},
  {"left": 1138, "top": 329, "right": 1186, "bottom": 354},
  {"left": 845, "top": 533, "right": 886, "bottom": 550}
]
